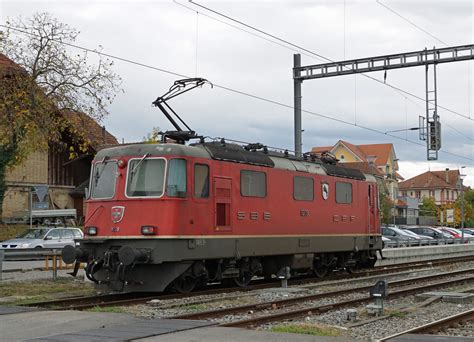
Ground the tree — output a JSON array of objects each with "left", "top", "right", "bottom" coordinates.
[
  {"left": 142, "top": 127, "right": 162, "bottom": 143},
  {"left": 419, "top": 197, "right": 437, "bottom": 217},
  {"left": 379, "top": 192, "right": 393, "bottom": 224},
  {"left": 454, "top": 191, "right": 474, "bottom": 228},
  {"left": 0, "top": 13, "right": 122, "bottom": 221}
]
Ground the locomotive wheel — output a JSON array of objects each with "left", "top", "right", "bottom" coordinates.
[
  {"left": 233, "top": 270, "right": 253, "bottom": 287},
  {"left": 313, "top": 266, "right": 328, "bottom": 278},
  {"left": 171, "top": 274, "right": 197, "bottom": 294}
]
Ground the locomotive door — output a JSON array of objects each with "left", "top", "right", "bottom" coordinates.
[
  {"left": 213, "top": 177, "right": 232, "bottom": 232},
  {"left": 368, "top": 184, "right": 376, "bottom": 234}
]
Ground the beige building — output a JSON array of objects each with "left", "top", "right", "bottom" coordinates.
[{"left": 312, "top": 140, "right": 403, "bottom": 201}]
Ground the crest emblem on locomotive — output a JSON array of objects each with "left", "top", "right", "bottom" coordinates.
[
  {"left": 322, "top": 183, "right": 329, "bottom": 200},
  {"left": 111, "top": 206, "right": 125, "bottom": 223}
]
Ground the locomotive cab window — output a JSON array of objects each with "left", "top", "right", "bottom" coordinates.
[
  {"left": 167, "top": 159, "right": 187, "bottom": 197},
  {"left": 293, "top": 176, "right": 314, "bottom": 201},
  {"left": 194, "top": 164, "right": 209, "bottom": 198},
  {"left": 91, "top": 160, "right": 118, "bottom": 199},
  {"left": 241, "top": 170, "right": 266, "bottom": 197},
  {"left": 127, "top": 158, "right": 166, "bottom": 197},
  {"left": 335, "top": 182, "right": 352, "bottom": 204}
]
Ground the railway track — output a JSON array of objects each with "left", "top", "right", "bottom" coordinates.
[
  {"left": 170, "top": 268, "right": 474, "bottom": 327},
  {"left": 23, "top": 256, "right": 474, "bottom": 311},
  {"left": 380, "top": 309, "right": 474, "bottom": 341}
]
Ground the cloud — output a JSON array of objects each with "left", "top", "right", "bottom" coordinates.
[{"left": 2, "top": 0, "right": 473, "bottom": 185}]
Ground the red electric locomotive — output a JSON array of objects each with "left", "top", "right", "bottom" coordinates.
[{"left": 63, "top": 79, "right": 382, "bottom": 293}]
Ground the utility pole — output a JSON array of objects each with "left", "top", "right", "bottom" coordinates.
[
  {"left": 293, "top": 54, "right": 302, "bottom": 157},
  {"left": 460, "top": 166, "right": 466, "bottom": 243}
]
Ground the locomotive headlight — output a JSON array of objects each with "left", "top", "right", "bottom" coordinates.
[
  {"left": 117, "top": 159, "right": 127, "bottom": 169},
  {"left": 86, "top": 226, "right": 98, "bottom": 235},
  {"left": 141, "top": 225, "right": 157, "bottom": 235}
]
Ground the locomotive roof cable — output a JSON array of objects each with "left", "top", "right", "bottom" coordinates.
[{"left": 2, "top": 24, "right": 472, "bottom": 162}]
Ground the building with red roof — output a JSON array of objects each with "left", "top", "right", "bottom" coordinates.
[{"left": 398, "top": 169, "right": 463, "bottom": 205}]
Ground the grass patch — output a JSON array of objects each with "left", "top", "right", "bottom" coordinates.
[
  {"left": 183, "top": 303, "right": 207, "bottom": 311},
  {"left": 87, "top": 306, "right": 126, "bottom": 313},
  {"left": 388, "top": 310, "right": 408, "bottom": 318},
  {"left": 0, "top": 224, "right": 29, "bottom": 242},
  {"left": 270, "top": 323, "right": 342, "bottom": 337},
  {"left": 0, "top": 278, "right": 96, "bottom": 304}
]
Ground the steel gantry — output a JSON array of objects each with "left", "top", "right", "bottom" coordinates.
[{"left": 293, "top": 44, "right": 474, "bottom": 159}]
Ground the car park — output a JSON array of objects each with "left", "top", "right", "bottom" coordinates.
[{"left": 1, "top": 227, "right": 83, "bottom": 249}]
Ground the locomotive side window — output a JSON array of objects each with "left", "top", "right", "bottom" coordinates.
[
  {"left": 91, "top": 161, "right": 117, "bottom": 199},
  {"left": 241, "top": 170, "right": 266, "bottom": 197},
  {"left": 194, "top": 164, "right": 209, "bottom": 198},
  {"left": 293, "top": 176, "right": 314, "bottom": 201},
  {"left": 126, "top": 158, "right": 166, "bottom": 197},
  {"left": 335, "top": 182, "right": 352, "bottom": 204},
  {"left": 167, "top": 159, "right": 187, "bottom": 197}
]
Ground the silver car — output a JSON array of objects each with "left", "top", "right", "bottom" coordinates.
[{"left": 1, "top": 227, "right": 83, "bottom": 249}]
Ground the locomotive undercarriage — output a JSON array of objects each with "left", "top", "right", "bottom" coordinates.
[{"left": 63, "top": 236, "right": 381, "bottom": 293}]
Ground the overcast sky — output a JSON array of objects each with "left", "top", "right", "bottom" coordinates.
[{"left": 2, "top": 0, "right": 473, "bottom": 186}]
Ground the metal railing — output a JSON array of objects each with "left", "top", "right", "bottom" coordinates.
[
  {"left": 0, "top": 248, "right": 75, "bottom": 281},
  {"left": 384, "top": 237, "right": 474, "bottom": 248}
]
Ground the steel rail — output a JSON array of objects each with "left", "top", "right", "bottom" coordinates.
[
  {"left": 171, "top": 268, "right": 474, "bottom": 321},
  {"left": 23, "top": 256, "right": 474, "bottom": 310},
  {"left": 221, "top": 275, "right": 474, "bottom": 328},
  {"left": 379, "top": 309, "right": 474, "bottom": 341}
]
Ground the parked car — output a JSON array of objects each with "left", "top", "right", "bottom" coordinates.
[
  {"left": 382, "top": 226, "right": 413, "bottom": 245},
  {"left": 405, "top": 226, "right": 454, "bottom": 244},
  {"left": 439, "top": 227, "right": 474, "bottom": 240},
  {"left": 399, "top": 229, "right": 435, "bottom": 244},
  {"left": 0, "top": 227, "right": 83, "bottom": 249}
]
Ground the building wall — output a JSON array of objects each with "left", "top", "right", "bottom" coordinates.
[
  {"left": 399, "top": 188, "right": 459, "bottom": 205},
  {"left": 5, "top": 151, "right": 48, "bottom": 184},
  {"left": 332, "top": 145, "right": 360, "bottom": 162},
  {"left": 2, "top": 149, "right": 77, "bottom": 222},
  {"left": 2, "top": 185, "right": 75, "bottom": 222}
]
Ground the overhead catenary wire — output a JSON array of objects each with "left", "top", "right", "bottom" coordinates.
[
  {"left": 1, "top": 24, "right": 472, "bottom": 162},
  {"left": 376, "top": 0, "right": 449, "bottom": 47},
  {"left": 178, "top": 0, "right": 474, "bottom": 146},
  {"left": 186, "top": 0, "right": 473, "bottom": 122},
  {"left": 172, "top": 0, "right": 323, "bottom": 61}
]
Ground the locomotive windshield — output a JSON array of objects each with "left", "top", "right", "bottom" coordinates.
[
  {"left": 90, "top": 160, "right": 118, "bottom": 199},
  {"left": 126, "top": 158, "right": 166, "bottom": 197}
]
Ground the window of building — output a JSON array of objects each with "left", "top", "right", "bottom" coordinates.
[
  {"left": 241, "top": 170, "right": 266, "bottom": 197},
  {"left": 194, "top": 164, "right": 209, "bottom": 198},
  {"left": 416, "top": 191, "right": 421, "bottom": 199},
  {"left": 340, "top": 155, "right": 345, "bottom": 160},
  {"left": 335, "top": 182, "right": 352, "bottom": 204},
  {"left": 293, "top": 176, "right": 314, "bottom": 201},
  {"left": 167, "top": 159, "right": 187, "bottom": 197},
  {"left": 429, "top": 190, "right": 434, "bottom": 197}
]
